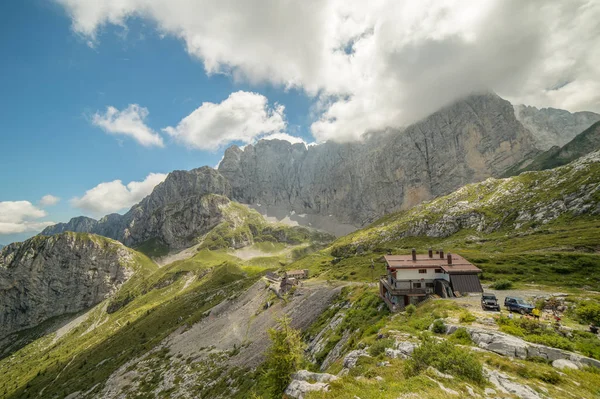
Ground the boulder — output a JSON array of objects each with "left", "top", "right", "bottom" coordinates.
[
  {"left": 485, "top": 367, "right": 542, "bottom": 399},
  {"left": 284, "top": 370, "right": 338, "bottom": 399},
  {"left": 552, "top": 359, "right": 579, "bottom": 370},
  {"left": 385, "top": 341, "right": 416, "bottom": 359},
  {"left": 343, "top": 349, "right": 370, "bottom": 369}
]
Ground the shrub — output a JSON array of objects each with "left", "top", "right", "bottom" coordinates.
[
  {"left": 263, "top": 316, "right": 305, "bottom": 398},
  {"left": 368, "top": 338, "right": 394, "bottom": 357},
  {"left": 500, "top": 325, "right": 525, "bottom": 337},
  {"left": 459, "top": 311, "right": 476, "bottom": 324},
  {"left": 491, "top": 279, "right": 513, "bottom": 290},
  {"left": 431, "top": 319, "right": 447, "bottom": 334},
  {"left": 404, "top": 336, "right": 484, "bottom": 384},
  {"left": 576, "top": 302, "right": 600, "bottom": 325},
  {"left": 450, "top": 327, "right": 473, "bottom": 345},
  {"left": 405, "top": 304, "right": 417, "bottom": 316},
  {"left": 525, "top": 334, "right": 574, "bottom": 351}
]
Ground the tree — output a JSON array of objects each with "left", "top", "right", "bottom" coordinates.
[{"left": 263, "top": 316, "right": 305, "bottom": 398}]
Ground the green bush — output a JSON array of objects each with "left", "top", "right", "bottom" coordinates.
[
  {"left": 431, "top": 319, "right": 447, "bottom": 334},
  {"left": 576, "top": 302, "right": 600, "bottom": 325},
  {"left": 405, "top": 304, "right": 417, "bottom": 316},
  {"left": 404, "top": 336, "right": 484, "bottom": 384},
  {"left": 499, "top": 325, "right": 525, "bottom": 337},
  {"left": 450, "top": 327, "right": 473, "bottom": 345},
  {"left": 491, "top": 279, "right": 513, "bottom": 290},
  {"left": 368, "top": 338, "right": 394, "bottom": 357},
  {"left": 525, "top": 334, "right": 574, "bottom": 351},
  {"left": 459, "top": 311, "right": 476, "bottom": 324}
]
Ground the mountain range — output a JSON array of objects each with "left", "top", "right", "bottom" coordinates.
[{"left": 41, "top": 92, "right": 600, "bottom": 252}]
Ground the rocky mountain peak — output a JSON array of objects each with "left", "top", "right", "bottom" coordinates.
[{"left": 514, "top": 104, "right": 600, "bottom": 150}]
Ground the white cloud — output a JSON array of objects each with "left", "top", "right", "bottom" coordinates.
[
  {"left": 58, "top": 0, "right": 600, "bottom": 142},
  {"left": 163, "top": 91, "right": 286, "bottom": 150},
  {"left": 93, "top": 104, "right": 164, "bottom": 147},
  {"left": 40, "top": 195, "right": 60, "bottom": 207},
  {"left": 70, "top": 173, "right": 168, "bottom": 215},
  {"left": 0, "top": 201, "right": 54, "bottom": 235}
]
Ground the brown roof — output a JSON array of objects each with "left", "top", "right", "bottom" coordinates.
[{"left": 384, "top": 253, "right": 481, "bottom": 274}]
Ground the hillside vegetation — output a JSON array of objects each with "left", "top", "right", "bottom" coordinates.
[{"left": 285, "top": 150, "right": 600, "bottom": 290}]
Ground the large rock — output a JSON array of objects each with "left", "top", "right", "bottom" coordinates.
[
  {"left": 342, "top": 349, "right": 370, "bottom": 369},
  {"left": 552, "top": 359, "right": 579, "bottom": 370},
  {"left": 385, "top": 341, "right": 417, "bottom": 359},
  {"left": 0, "top": 233, "right": 148, "bottom": 339},
  {"left": 220, "top": 92, "right": 537, "bottom": 227},
  {"left": 447, "top": 324, "right": 600, "bottom": 368},
  {"left": 284, "top": 370, "right": 338, "bottom": 399},
  {"left": 485, "top": 367, "right": 542, "bottom": 399}
]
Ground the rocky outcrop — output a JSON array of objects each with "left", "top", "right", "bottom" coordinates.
[
  {"left": 220, "top": 92, "right": 537, "bottom": 227},
  {"left": 42, "top": 167, "right": 232, "bottom": 250},
  {"left": 0, "top": 233, "right": 147, "bottom": 339},
  {"left": 446, "top": 324, "right": 600, "bottom": 369},
  {"left": 514, "top": 104, "right": 600, "bottom": 150},
  {"left": 284, "top": 370, "right": 338, "bottom": 399}
]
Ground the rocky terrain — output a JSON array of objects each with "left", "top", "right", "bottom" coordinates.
[
  {"left": 219, "top": 92, "right": 536, "bottom": 227},
  {"left": 507, "top": 120, "right": 600, "bottom": 176},
  {"left": 331, "top": 149, "right": 600, "bottom": 254},
  {"left": 43, "top": 92, "right": 543, "bottom": 244},
  {"left": 0, "top": 232, "right": 155, "bottom": 340},
  {"left": 514, "top": 104, "right": 600, "bottom": 150}
]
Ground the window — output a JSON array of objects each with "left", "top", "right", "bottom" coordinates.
[
  {"left": 434, "top": 268, "right": 443, "bottom": 273},
  {"left": 413, "top": 283, "right": 422, "bottom": 288},
  {"left": 418, "top": 269, "right": 427, "bottom": 274},
  {"left": 425, "top": 283, "right": 434, "bottom": 288}
]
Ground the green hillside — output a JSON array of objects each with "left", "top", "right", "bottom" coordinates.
[{"left": 285, "top": 150, "right": 600, "bottom": 289}]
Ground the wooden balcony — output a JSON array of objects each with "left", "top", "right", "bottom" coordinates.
[{"left": 379, "top": 276, "right": 427, "bottom": 296}]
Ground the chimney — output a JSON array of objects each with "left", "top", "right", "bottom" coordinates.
[
  {"left": 428, "top": 248, "right": 433, "bottom": 258},
  {"left": 411, "top": 248, "right": 417, "bottom": 261},
  {"left": 439, "top": 249, "right": 444, "bottom": 259},
  {"left": 447, "top": 253, "right": 453, "bottom": 265}
]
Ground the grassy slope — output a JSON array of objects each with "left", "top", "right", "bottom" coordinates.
[
  {"left": 285, "top": 152, "right": 600, "bottom": 290},
  {"left": 0, "top": 213, "right": 328, "bottom": 398}
]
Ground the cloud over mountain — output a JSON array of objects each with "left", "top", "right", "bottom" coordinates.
[
  {"left": 70, "top": 173, "right": 168, "bottom": 215},
  {"left": 93, "top": 104, "right": 164, "bottom": 147},
  {"left": 0, "top": 201, "right": 53, "bottom": 235},
  {"left": 58, "top": 0, "right": 600, "bottom": 143}
]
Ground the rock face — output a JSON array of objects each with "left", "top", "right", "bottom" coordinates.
[
  {"left": 514, "top": 104, "right": 600, "bottom": 150},
  {"left": 284, "top": 370, "right": 337, "bottom": 399},
  {"left": 42, "top": 167, "right": 232, "bottom": 250},
  {"left": 0, "top": 233, "right": 143, "bottom": 339},
  {"left": 220, "top": 92, "right": 537, "bottom": 226},
  {"left": 508, "top": 120, "right": 600, "bottom": 175},
  {"left": 42, "top": 93, "right": 548, "bottom": 241},
  {"left": 446, "top": 324, "right": 600, "bottom": 369}
]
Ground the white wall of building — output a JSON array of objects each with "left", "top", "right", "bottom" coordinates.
[{"left": 393, "top": 268, "right": 449, "bottom": 281}]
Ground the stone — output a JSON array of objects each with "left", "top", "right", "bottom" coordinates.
[
  {"left": 291, "top": 370, "right": 338, "bottom": 383},
  {"left": 284, "top": 380, "right": 330, "bottom": 399},
  {"left": 427, "top": 366, "right": 454, "bottom": 379},
  {"left": 385, "top": 341, "right": 416, "bottom": 359},
  {"left": 485, "top": 367, "right": 542, "bottom": 399},
  {"left": 552, "top": 359, "right": 579, "bottom": 370},
  {"left": 343, "top": 349, "right": 370, "bottom": 369}
]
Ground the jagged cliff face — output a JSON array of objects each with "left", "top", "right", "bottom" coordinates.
[
  {"left": 219, "top": 92, "right": 537, "bottom": 226},
  {"left": 42, "top": 93, "right": 539, "bottom": 241},
  {"left": 514, "top": 104, "right": 600, "bottom": 150},
  {"left": 0, "top": 233, "right": 145, "bottom": 339},
  {"left": 42, "top": 167, "right": 232, "bottom": 250}
]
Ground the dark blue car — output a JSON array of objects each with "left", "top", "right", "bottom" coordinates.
[{"left": 504, "top": 296, "right": 534, "bottom": 314}]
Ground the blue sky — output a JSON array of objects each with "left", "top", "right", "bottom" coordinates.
[
  {"left": 1, "top": 0, "right": 598, "bottom": 245},
  {"left": 0, "top": 0, "right": 313, "bottom": 244}
]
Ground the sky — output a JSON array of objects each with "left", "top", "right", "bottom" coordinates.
[{"left": 1, "top": 0, "right": 599, "bottom": 245}]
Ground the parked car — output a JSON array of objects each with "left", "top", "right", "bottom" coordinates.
[
  {"left": 481, "top": 293, "right": 500, "bottom": 311},
  {"left": 504, "top": 296, "right": 534, "bottom": 314}
]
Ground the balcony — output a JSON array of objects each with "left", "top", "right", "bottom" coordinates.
[{"left": 379, "top": 276, "right": 427, "bottom": 296}]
